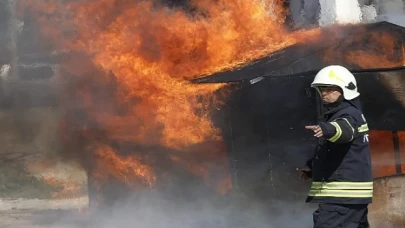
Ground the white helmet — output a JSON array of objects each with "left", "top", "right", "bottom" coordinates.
[{"left": 311, "top": 65, "right": 360, "bottom": 100}]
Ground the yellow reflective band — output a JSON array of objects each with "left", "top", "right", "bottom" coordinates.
[
  {"left": 309, "top": 182, "right": 373, "bottom": 198},
  {"left": 311, "top": 181, "right": 373, "bottom": 190},
  {"left": 308, "top": 189, "right": 373, "bottom": 198},
  {"left": 358, "top": 124, "right": 369, "bottom": 133},
  {"left": 328, "top": 122, "right": 342, "bottom": 142}
]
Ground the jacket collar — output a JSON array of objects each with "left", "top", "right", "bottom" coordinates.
[{"left": 323, "top": 97, "right": 351, "bottom": 115}]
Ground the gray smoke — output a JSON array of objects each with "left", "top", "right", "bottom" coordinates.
[
  {"left": 92, "top": 195, "right": 315, "bottom": 228},
  {"left": 289, "top": 0, "right": 405, "bottom": 28},
  {"left": 44, "top": 190, "right": 317, "bottom": 228}
]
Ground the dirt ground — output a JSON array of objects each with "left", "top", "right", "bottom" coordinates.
[{"left": 0, "top": 197, "right": 88, "bottom": 228}]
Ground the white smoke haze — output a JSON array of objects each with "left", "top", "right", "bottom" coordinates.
[
  {"left": 361, "top": 5, "right": 378, "bottom": 22},
  {"left": 79, "top": 191, "right": 316, "bottom": 228},
  {"left": 319, "top": 0, "right": 363, "bottom": 26}
]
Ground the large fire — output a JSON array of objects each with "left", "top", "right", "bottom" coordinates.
[
  {"left": 17, "top": 0, "right": 322, "bottom": 195},
  {"left": 17, "top": 0, "right": 404, "bottom": 197}
]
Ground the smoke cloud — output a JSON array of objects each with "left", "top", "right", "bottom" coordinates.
[
  {"left": 38, "top": 188, "right": 316, "bottom": 228},
  {"left": 90, "top": 194, "right": 315, "bottom": 228},
  {"left": 289, "top": 0, "right": 405, "bottom": 27}
]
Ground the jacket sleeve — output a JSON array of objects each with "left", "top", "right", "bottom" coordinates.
[{"left": 318, "top": 115, "right": 356, "bottom": 144}]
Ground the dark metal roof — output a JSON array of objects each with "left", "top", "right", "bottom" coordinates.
[{"left": 192, "top": 21, "right": 405, "bottom": 84}]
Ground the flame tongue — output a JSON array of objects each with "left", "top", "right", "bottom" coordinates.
[{"left": 92, "top": 143, "right": 156, "bottom": 188}]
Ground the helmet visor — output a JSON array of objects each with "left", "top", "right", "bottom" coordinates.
[{"left": 313, "top": 85, "right": 341, "bottom": 96}]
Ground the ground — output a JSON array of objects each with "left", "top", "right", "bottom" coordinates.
[{"left": 0, "top": 198, "right": 88, "bottom": 228}]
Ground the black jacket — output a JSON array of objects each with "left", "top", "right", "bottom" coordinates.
[{"left": 305, "top": 98, "right": 373, "bottom": 205}]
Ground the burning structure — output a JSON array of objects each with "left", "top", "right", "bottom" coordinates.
[
  {"left": 2, "top": 0, "right": 405, "bottom": 226},
  {"left": 193, "top": 20, "right": 405, "bottom": 199},
  {"left": 16, "top": 0, "right": 322, "bottom": 207}
]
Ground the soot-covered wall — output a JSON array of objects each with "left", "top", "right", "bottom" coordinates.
[{"left": 214, "top": 75, "right": 319, "bottom": 202}]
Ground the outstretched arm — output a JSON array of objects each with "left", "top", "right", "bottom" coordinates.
[{"left": 306, "top": 116, "right": 356, "bottom": 144}]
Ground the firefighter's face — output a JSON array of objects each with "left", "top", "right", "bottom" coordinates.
[{"left": 318, "top": 86, "right": 342, "bottom": 103}]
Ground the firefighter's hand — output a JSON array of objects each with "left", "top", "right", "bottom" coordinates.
[
  {"left": 305, "top": 125, "right": 323, "bottom": 138},
  {"left": 296, "top": 167, "right": 312, "bottom": 182}
]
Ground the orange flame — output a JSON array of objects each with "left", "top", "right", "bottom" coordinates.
[
  {"left": 323, "top": 26, "right": 405, "bottom": 69},
  {"left": 41, "top": 176, "right": 87, "bottom": 199},
  {"left": 18, "top": 0, "right": 322, "bottom": 194},
  {"left": 25, "top": 160, "right": 87, "bottom": 199},
  {"left": 91, "top": 143, "right": 156, "bottom": 188},
  {"left": 345, "top": 32, "right": 401, "bottom": 68},
  {"left": 17, "top": 0, "right": 405, "bottom": 197}
]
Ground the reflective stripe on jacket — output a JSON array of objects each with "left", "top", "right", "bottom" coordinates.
[{"left": 306, "top": 99, "right": 373, "bottom": 205}]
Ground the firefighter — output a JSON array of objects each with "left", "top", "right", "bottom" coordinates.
[{"left": 297, "top": 65, "right": 373, "bottom": 228}]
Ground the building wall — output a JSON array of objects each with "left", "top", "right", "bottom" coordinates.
[{"left": 370, "top": 175, "right": 405, "bottom": 227}]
